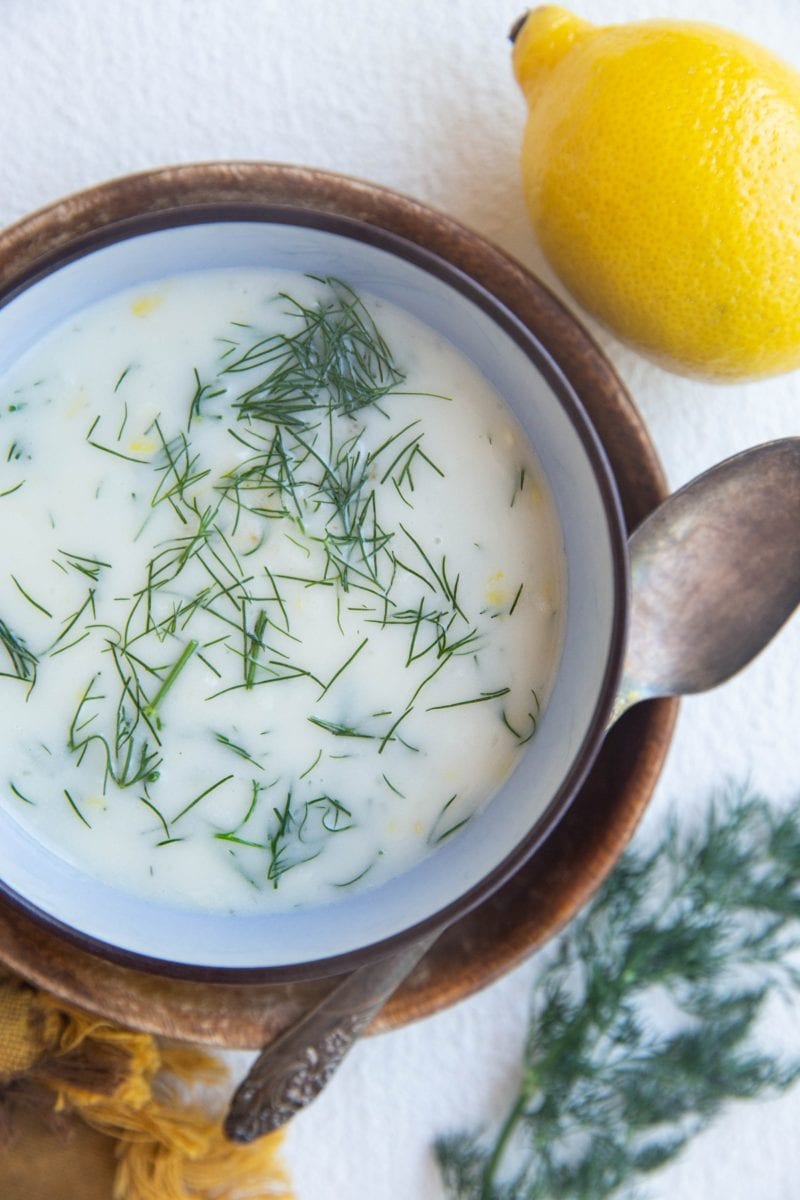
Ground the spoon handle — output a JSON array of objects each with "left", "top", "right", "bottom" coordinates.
[{"left": 224, "top": 933, "right": 437, "bottom": 1142}]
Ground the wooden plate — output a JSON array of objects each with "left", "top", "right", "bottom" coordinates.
[{"left": 0, "top": 164, "right": 677, "bottom": 1046}]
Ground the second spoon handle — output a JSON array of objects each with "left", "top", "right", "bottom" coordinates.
[{"left": 224, "top": 932, "right": 438, "bottom": 1142}]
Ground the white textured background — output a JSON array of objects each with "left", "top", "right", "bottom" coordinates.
[{"left": 2, "top": 2, "right": 800, "bottom": 1197}]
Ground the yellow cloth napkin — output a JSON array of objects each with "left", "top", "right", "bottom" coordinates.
[{"left": 0, "top": 971, "right": 293, "bottom": 1200}]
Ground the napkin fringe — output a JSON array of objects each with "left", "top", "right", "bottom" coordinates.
[{"left": 0, "top": 970, "right": 294, "bottom": 1200}]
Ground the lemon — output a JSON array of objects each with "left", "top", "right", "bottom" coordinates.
[{"left": 511, "top": 6, "right": 800, "bottom": 381}]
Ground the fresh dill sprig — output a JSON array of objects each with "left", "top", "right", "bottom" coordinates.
[{"left": 436, "top": 788, "right": 800, "bottom": 1200}]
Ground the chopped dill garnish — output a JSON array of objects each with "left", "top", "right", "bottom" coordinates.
[
  {"left": 114, "top": 364, "right": 133, "bottom": 393},
  {"left": 86, "top": 414, "right": 151, "bottom": 464},
  {"left": 262, "top": 790, "right": 330, "bottom": 888},
  {"left": 302, "top": 794, "right": 354, "bottom": 835},
  {"left": 10, "top": 574, "right": 52, "bottom": 618},
  {"left": 47, "top": 589, "right": 95, "bottom": 653},
  {"left": 0, "top": 274, "right": 546, "bottom": 899},
  {"left": 510, "top": 465, "right": 526, "bottom": 507},
  {"left": 319, "top": 636, "right": 368, "bottom": 698},
  {"left": 299, "top": 749, "right": 323, "bottom": 780},
  {"left": 138, "top": 789, "right": 171, "bottom": 840},
  {"left": 214, "top": 731, "right": 264, "bottom": 769},
  {"left": 144, "top": 639, "right": 199, "bottom": 720},
  {"left": 308, "top": 715, "right": 377, "bottom": 740},
  {"left": 428, "top": 794, "right": 469, "bottom": 845},
  {"left": 63, "top": 788, "right": 92, "bottom": 828},
  {"left": 0, "top": 617, "right": 38, "bottom": 688},
  {"left": 243, "top": 608, "right": 268, "bottom": 689},
  {"left": 501, "top": 689, "right": 541, "bottom": 745},
  {"left": 57, "top": 549, "right": 111, "bottom": 581},
  {"left": 9, "top": 781, "right": 34, "bottom": 805},
  {"left": 173, "top": 773, "right": 234, "bottom": 823},
  {"left": 378, "top": 706, "right": 414, "bottom": 754},
  {"left": 333, "top": 861, "right": 374, "bottom": 888},
  {"left": 426, "top": 687, "right": 510, "bottom": 713}
]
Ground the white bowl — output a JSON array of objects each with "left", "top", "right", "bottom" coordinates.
[{"left": 0, "top": 203, "right": 627, "bottom": 979}]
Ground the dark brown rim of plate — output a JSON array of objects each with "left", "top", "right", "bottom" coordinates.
[{"left": 0, "top": 169, "right": 630, "bottom": 984}]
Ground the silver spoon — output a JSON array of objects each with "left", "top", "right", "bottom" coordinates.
[{"left": 225, "top": 436, "right": 800, "bottom": 1144}]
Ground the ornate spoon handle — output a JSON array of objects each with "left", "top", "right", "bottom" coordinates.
[{"left": 224, "top": 933, "right": 437, "bottom": 1142}]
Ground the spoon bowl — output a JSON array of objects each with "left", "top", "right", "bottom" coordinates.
[{"left": 618, "top": 438, "right": 800, "bottom": 713}]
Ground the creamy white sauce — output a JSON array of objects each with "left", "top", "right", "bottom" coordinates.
[{"left": 0, "top": 270, "right": 564, "bottom": 912}]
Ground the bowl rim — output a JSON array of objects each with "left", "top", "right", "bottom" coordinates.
[{"left": 0, "top": 195, "right": 629, "bottom": 982}]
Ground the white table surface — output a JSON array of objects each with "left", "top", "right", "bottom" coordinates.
[{"left": 2, "top": 2, "right": 800, "bottom": 1197}]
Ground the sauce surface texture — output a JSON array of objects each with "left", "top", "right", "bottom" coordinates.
[{"left": 0, "top": 271, "right": 563, "bottom": 911}]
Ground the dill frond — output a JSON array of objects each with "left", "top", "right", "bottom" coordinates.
[{"left": 436, "top": 788, "right": 800, "bottom": 1200}]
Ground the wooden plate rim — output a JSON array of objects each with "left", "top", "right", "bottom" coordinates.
[{"left": 0, "top": 163, "right": 677, "bottom": 1044}]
